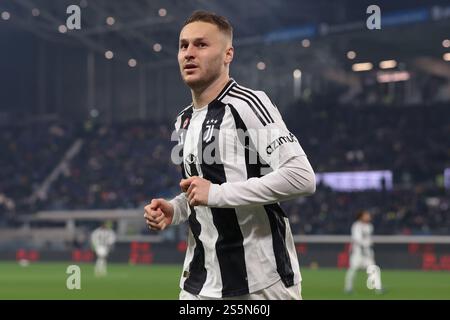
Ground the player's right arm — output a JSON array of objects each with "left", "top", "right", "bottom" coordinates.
[
  {"left": 168, "top": 193, "right": 190, "bottom": 225},
  {"left": 351, "top": 223, "right": 362, "bottom": 245},
  {"left": 90, "top": 229, "right": 99, "bottom": 250},
  {"left": 144, "top": 106, "right": 193, "bottom": 230},
  {"left": 352, "top": 223, "right": 371, "bottom": 254},
  {"left": 144, "top": 194, "right": 189, "bottom": 231}
]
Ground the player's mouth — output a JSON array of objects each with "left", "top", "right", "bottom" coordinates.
[{"left": 184, "top": 63, "right": 198, "bottom": 72}]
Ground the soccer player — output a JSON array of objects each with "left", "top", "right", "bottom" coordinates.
[
  {"left": 344, "top": 210, "right": 383, "bottom": 294},
  {"left": 144, "top": 10, "right": 316, "bottom": 300},
  {"left": 91, "top": 221, "right": 116, "bottom": 277}
]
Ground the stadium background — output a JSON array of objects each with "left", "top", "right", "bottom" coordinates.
[{"left": 0, "top": 0, "right": 449, "bottom": 299}]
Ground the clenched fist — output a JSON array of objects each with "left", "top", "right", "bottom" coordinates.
[
  {"left": 144, "top": 198, "right": 174, "bottom": 231},
  {"left": 180, "top": 176, "right": 211, "bottom": 207}
]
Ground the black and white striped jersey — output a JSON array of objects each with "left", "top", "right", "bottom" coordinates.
[
  {"left": 350, "top": 221, "right": 374, "bottom": 257},
  {"left": 91, "top": 227, "right": 116, "bottom": 250},
  {"left": 170, "top": 78, "right": 315, "bottom": 298}
]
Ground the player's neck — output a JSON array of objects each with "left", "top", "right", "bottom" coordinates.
[{"left": 191, "top": 74, "right": 230, "bottom": 109}]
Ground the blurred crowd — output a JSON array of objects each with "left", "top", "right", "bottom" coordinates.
[
  {"left": 40, "top": 122, "right": 180, "bottom": 211},
  {"left": 284, "top": 101, "right": 449, "bottom": 185},
  {"left": 0, "top": 102, "right": 449, "bottom": 234},
  {"left": 282, "top": 183, "right": 449, "bottom": 235},
  {"left": 0, "top": 122, "right": 76, "bottom": 216}
]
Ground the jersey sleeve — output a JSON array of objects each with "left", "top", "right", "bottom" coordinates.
[
  {"left": 208, "top": 155, "right": 315, "bottom": 207},
  {"left": 352, "top": 223, "right": 371, "bottom": 247},
  {"left": 169, "top": 192, "right": 190, "bottom": 225},
  {"left": 108, "top": 231, "right": 116, "bottom": 246},
  {"left": 90, "top": 230, "right": 99, "bottom": 247},
  {"left": 238, "top": 90, "right": 306, "bottom": 170},
  {"left": 351, "top": 223, "right": 362, "bottom": 244}
]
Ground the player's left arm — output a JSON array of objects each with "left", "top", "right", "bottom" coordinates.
[
  {"left": 182, "top": 91, "right": 316, "bottom": 208},
  {"left": 206, "top": 156, "right": 315, "bottom": 207},
  {"left": 108, "top": 231, "right": 116, "bottom": 247}
]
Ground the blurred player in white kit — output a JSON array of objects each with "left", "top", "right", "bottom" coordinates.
[
  {"left": 91, "top": 221, "right": 116, "bottom": 277},
  {"left": 345, "top": 210, "right": 383, "bottom": 294}
]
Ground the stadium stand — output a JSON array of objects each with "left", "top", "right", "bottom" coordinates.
[{"left": 1, "top": 103, "right": 448, "bottom": 235}]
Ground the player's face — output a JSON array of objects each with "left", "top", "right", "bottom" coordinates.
[
  {"left": 362, "top": 212, "right": 371, "bottom": 223},
  {"left": 178, "top": 22, "right": 231, "bottom": 89}
]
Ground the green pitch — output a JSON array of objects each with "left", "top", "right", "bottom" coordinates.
[{"left": 0, "top": 262, "right": 449, "bottom": 299}]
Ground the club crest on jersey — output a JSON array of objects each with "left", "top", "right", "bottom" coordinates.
[{"left": 203, "top": 119, "right": 218, "bottom": 143}]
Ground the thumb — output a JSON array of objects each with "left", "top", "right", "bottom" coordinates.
[
  {"left": 180, "top": 177, "right": 195, "bottom": 190},
  {"left": 153, "top": 199, "right": 173, "bottom": 215},
  {"left": 157, "top": 199, "right": 171, "bottom": 213},
  {"left": 149, "top": 198, "right": 161, "bottom": 210}
]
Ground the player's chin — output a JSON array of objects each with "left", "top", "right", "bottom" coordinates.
[{"left": 182, "top": 74, "right": 204, "bottom": 87}]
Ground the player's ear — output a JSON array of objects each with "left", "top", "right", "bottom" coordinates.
[{"left": 224, "top": 46, "right": 234, "bottom": 65}]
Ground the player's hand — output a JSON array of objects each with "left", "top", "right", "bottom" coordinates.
[
  {"left": 144, "top": 198, "right": 174, "bottom": 231},
  {"left": 180, "top": 176, "right": 211, "bottom": 207}
]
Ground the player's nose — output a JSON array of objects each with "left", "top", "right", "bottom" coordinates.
[{"left": 184, "top": 45, "right": 196, "bottom": 59}]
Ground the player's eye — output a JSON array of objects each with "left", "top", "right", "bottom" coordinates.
[{"left": 198, "top": 42, "right": 207, "bottom": 48}]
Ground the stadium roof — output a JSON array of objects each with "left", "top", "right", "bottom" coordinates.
[
  {"left": 1, "top": 0, "right": 449, "bottom": 69},
  {"left": 1, "top": 0, "right": 449, "bottom": 116}
]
